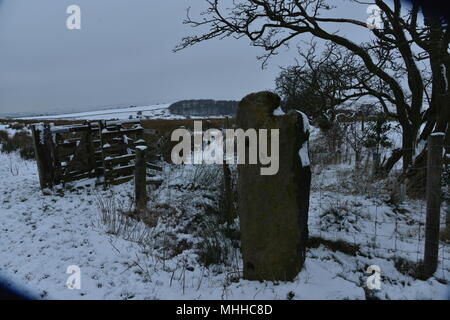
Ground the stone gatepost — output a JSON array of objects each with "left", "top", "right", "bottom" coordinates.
[{"left": 236, "top": 91, "right": 311, "bottom": 281}]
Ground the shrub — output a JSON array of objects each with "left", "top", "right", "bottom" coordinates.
[
  {"left": 0, "top": 130, "right": 8, "bottom": 143},
  {"left": 1, "top": 139, "right": 16, "bottom": 153},
  {"left": 1, "top": 130, "right": 35, "bottom": 160},
  {"left": 95, "top": 194, "right": 152, "bottom": 245},
  {"left": 11, "top": 131, "right": 33, "bottom": 149},
  {"left": 393, "top": 257, "right": 424, "bottom": 279},
  {"left": 197, "top": 220, "right": 236, "bottom": 267},
  {"left": 319, "top": 199, "right": 363, "bottom": 233},
  {"left": 19, "top": 145, "right": 35, "bottom": 160},
  {"left": 8, "top": 123, "right": 25, "bottom": 130},
  {"left": 362, "top": 114, "right": 393, "bottom": 153},
  {"left": 196, "top": 188, "right": 240, "bottom": 268},
  {"left": 156, "top": 132, "right": 178, "bottom": 162}
]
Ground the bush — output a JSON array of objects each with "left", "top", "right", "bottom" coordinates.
[
  {"left": 19, "top": 145, "right": 35, "bottom": 160},
  {"left": 11, "top": 131, "right": 33, "bottom": 149},
  {"left": 1, "top": 139, "right": 16, "bottom": 153},
  {"left": 0, "top": 130, "right": 8, "bottom": 143},
  {"left": 319, "top": 199, "right": 363, "bottom": 233},
  {"left": 196, "top": 185, "right": 240, "bottom": 268},
  {"left": 197, "top": 220, "right": 237, "bottom": 267},
  {"left": 8, "top": 123, "right": 25, "bottom": 130},
  {"left": 0, "top": 130, "right": 35, "bottom": 160}
]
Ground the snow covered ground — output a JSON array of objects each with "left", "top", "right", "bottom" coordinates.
[
  {"left": 16, "top": 104, "right": 226, "bottom": 121},
  {"left": 0, "top": 123, "right": 31, "bottom": 137},
  {"left": 0, "top": 151, "right": 449, "bottom": 300},
  {"left": 0, "top": 123, "right": 449, "bottom": 300},
  {"left": 18, "top": 104, "right": 174, "bottom": 121}
]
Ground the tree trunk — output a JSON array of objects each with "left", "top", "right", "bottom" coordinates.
[
  {"left": 404, "top": 147, "right": 427, "bottom": 199},
  {"left": 402, "top": 127, "right": 414, "bottom": 172},
  {"left": 355, "top": 151, "right": 361, "bottom": 169},
  {"left": 381, "top": 148, "right": 402, "bottom": 174},
  {"left": 372, "top": 152, "right": 381, "bottom": 177}
]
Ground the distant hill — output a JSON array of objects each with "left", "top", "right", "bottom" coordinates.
[{"left": 168, "top": 100, "right": 238, "bottom": 117}]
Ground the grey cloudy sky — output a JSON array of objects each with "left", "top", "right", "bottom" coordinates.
[{"left": 0, "top": 0, "right": 376, "bottom": 115}]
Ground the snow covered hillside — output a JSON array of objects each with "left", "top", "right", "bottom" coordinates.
[
  {"left": 0, "top": 126, "right": 449, "bottom": 299},
  {"left": 18, "top": 104, "right": 174, "bottom": 121},
  {"left": 16, "top": 103, "right": 232, "bottom": 121}
]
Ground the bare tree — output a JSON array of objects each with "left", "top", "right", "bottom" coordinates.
[
  {"left": 275, "top": 42, "right": 367, "bottom": 130},
  {"left": 175, "top": 0, "right": 449, "bottom": 174}
]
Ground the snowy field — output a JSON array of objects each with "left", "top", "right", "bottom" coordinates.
[
  {"left": 18, "top": 104, "right": 174, "bottom": 121},
  {"left": 16, "top": 104, "right": 225, "bottom": 121},
  {"left": 0, "top": 121, "right": 449, "bottom": 300},
  {"left": 0, "top": 154, "right": 449, "bottom": 299}
]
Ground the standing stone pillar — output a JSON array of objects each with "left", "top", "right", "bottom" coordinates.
[{"left": 236, "top": 91, "right": 311, "bottom": 281}]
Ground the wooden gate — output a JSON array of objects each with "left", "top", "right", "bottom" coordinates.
[
  {"left": 98, "top": 120, "right": 145, "bottom": 185},
  {"left": 31, "top": 120, "right": 158, "bottom": 189}
]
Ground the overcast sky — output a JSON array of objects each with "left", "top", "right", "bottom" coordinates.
[{"left": 0, "top": 0, "right": 378, "bottom": 115}]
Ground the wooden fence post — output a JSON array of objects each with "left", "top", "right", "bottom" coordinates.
[
  {"left": 135, "top": 146, "right": 148, "bottom": 214},
  {"left": 85, "top": 122, "right": 96, "bottom": 177},
  {"left": 423, "top": 133, "right": 444, "bottom": 277},
  {"left": 222, "top": 117, "right": 235, "bottom": 223},
  {"left": 46, "top": 123, "right": 60, "bottom": 185},
  {"left": 31, "top": 124, "right": 53, "bottom": 190}
]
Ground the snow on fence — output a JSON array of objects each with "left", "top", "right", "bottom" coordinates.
[{"left": 31, "top": 120, "right": 163, "bottom": 205}]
